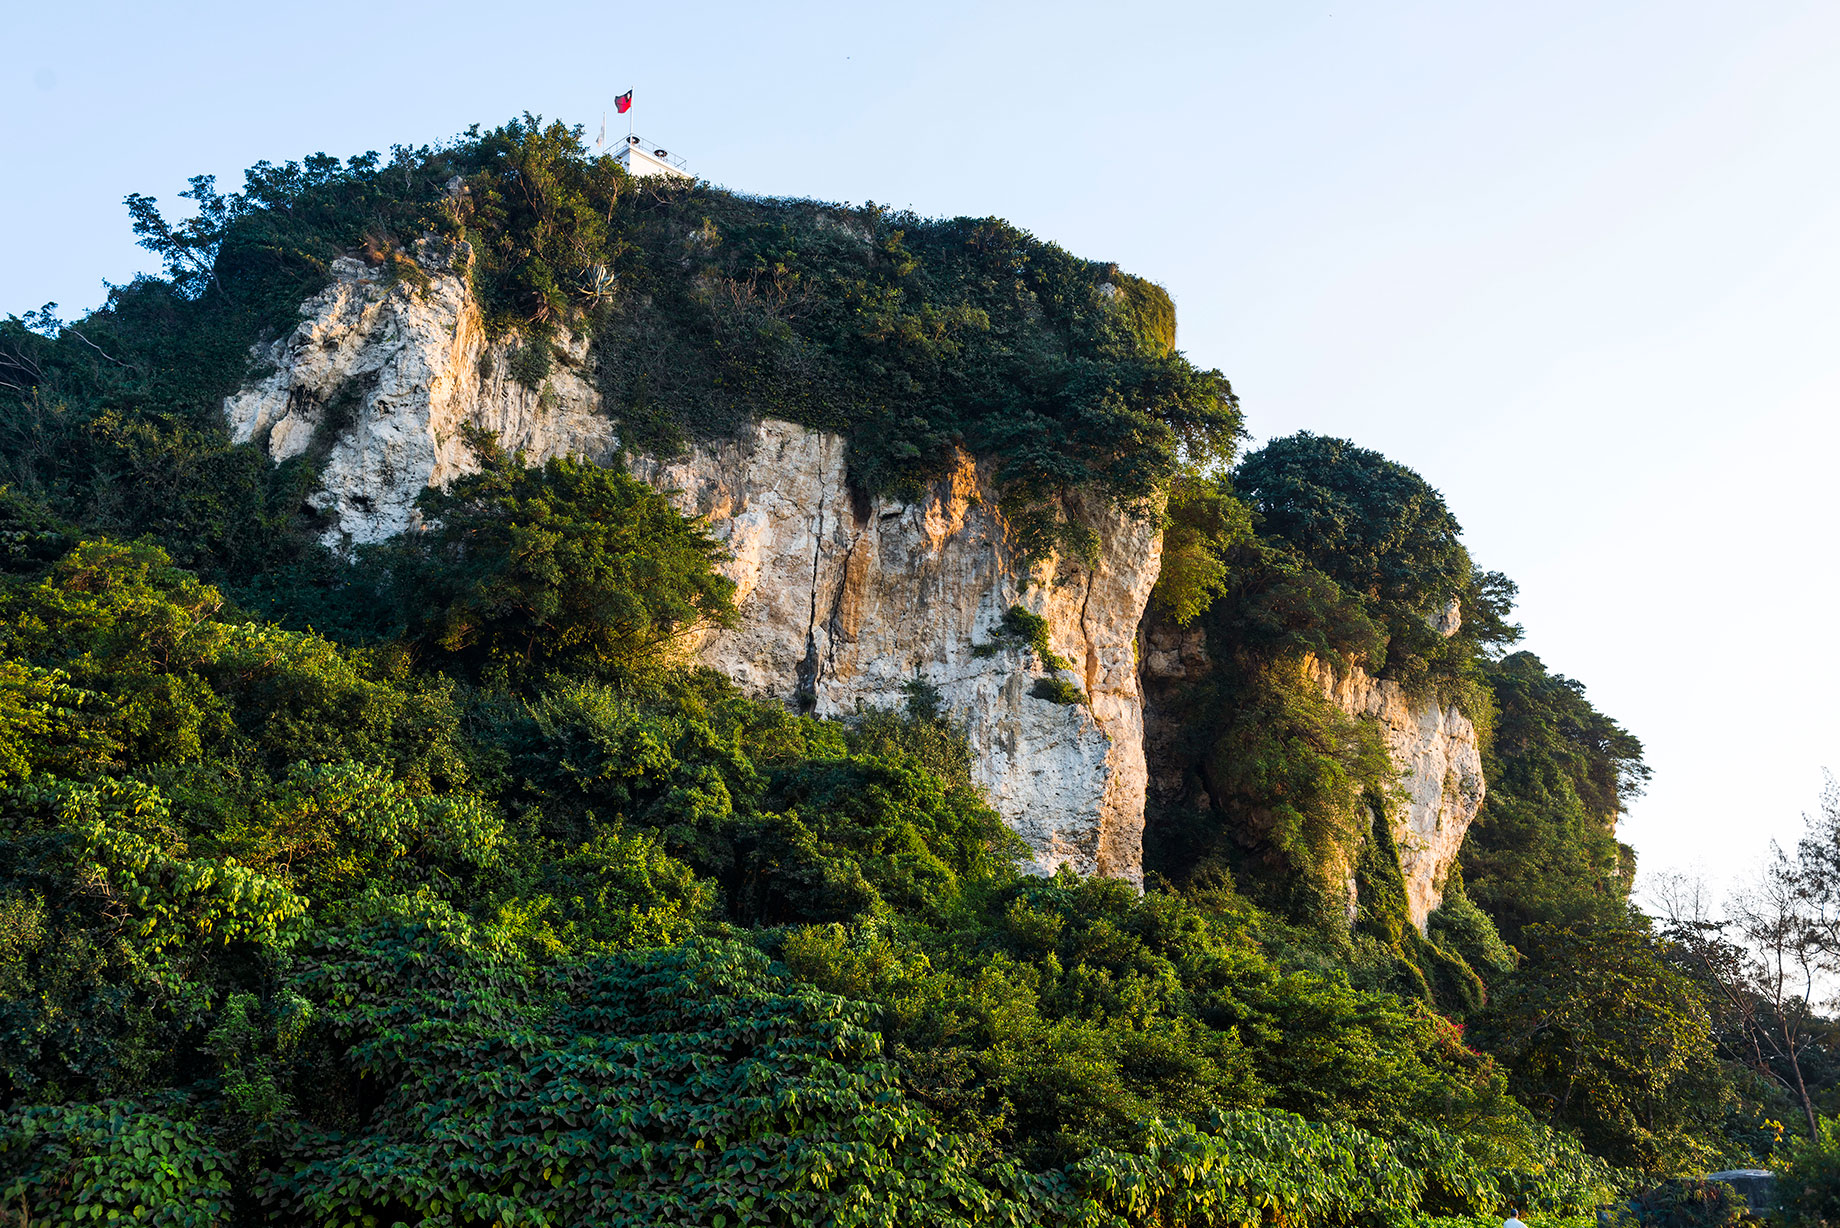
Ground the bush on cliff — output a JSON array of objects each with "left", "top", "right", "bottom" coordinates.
[
  {"left": 1461, "top": 651, "right": 1647, "bottom": 944},
  {"left": 394, "top": 440, "right": 737, "bottom": 686}
]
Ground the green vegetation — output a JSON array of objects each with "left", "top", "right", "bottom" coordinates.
[
  {"left": 1151, "top": 469, "right": 1254, "bottom": 627},
  {"left": 977, "top": 604, "right": 1087, "bottom": 704},
  {"left": 0, "top": 522, "right": 1614, "bottom": 1225},
  {"left": 1139, "top": 431, "right": 1772, "bottom": 1185},
  {"left": 992, "top": 603, "right": 1072, "bottom": 671},
  {"left": 0, "top": 114, "right": 1770, "bottom": 1223},
  {"left": 395, "top": 438, "right": 737, "bottom": 686},
  {"left": 1475, "top": 921, "right": 1729, "bottom": 1173},
  {"left": 1776, "top": 1117, "right": 1840, "bottom": 1225},
  {"left": 1462, "top": 652, "right": 1646, "bottom": 942}
]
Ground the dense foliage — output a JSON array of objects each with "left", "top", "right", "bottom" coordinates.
[
  {"left": 0, "top": 113, "right": 1757, "bottom": 1223},
  {"left": 0, "top": 525, "right": 1616, "bottom": 1225},
  {"left": 1462, "top": 652, "right": 1647, "bottom": 944},
  {"left": 1136, "top": 433, "right": 1760, "bottom": 1182},
  {"left": 395, "top": 440, "right": 737, "bottom": 685},
  {"left": 1475, "top": 921, "right": 1729, "bottom": 1173},
  {"left": 1235, "top": 433, "right": 1471, "bottom": 634}
]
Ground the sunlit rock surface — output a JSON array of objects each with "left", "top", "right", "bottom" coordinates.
[{"left": 223, "top": 254, "right": 1160, "bottom": 882}]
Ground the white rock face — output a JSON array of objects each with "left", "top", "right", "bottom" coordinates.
[
  {"left": 221, "top": 256, "right": 1161, "bottom": 882},
  {"left": 223, "top": 247, "right": 611, "bottom": 549},
  {"left": 633, "top": 422, "right": 1159, "bottom": 882},
  {"left": 1304, "top": 655, "right": 1485, "bottom": 931}
]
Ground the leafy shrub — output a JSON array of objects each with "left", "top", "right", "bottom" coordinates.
[
  {"left": 1776, "top": 1115, "right": 1840, "bottom": 1226},
  {"left": 1620, "top": 1178, "right": 1749, "bottom": 1228},
  {"left": 268, "top": 927, "right": 1018, "bottom": 1227},
  {"left": 1030, "top": 676, "right": 1087, "bottom": 705},
  {"left": 505, "top": 334, "right": 553, "bottom": 390},
  {"left": 1234, "top": 434, "right": 1523, "bottom": 701},
  {"left": 1428, "top": 880, "right": 1519, "bottom": 979},
  {"left": 1462, "top": 652, "right": 1648, "bottom": 944},
  {"left": 588, "top": 197, "right": 1240, "bottom": 559},
  {"left": 848, "top": 680, "right": 974, "bottom": 790},
  {"left": 399, "top": 445, "right": 736, "bottom": 685},
  {"left": 0, "top": 538, "right": 468, "bottom": 784},
  {"left": 491, "top": 827, "right": 714, "bottom": 956},
  {"left": 780, "top": 870, "right": 1547, "bottom": 1174},
  {"left": 1236, "top": 432, "right": 1470, "bottom": 631},
  {"left": 497, "top": 671, "right": 1017, "bottom": 926},
  {"left": 976, "top": 604, "right": 1073, "bottom": 670},
  {"left": 1151, "top": 470, "right": 1253, "bottom": 626},
  {"left": 0, "top": 660, "right": 117, "bottom": 785},
  {"left": 0, "top": 1098, "right": 236, "bottom": 1227},
  {"left": 1477, "top": 921, "right": 1728, "bottom": 1177}
]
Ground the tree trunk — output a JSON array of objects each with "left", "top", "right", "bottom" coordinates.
[{"left": 1786, "top": 1019, "right": 1819, "bottom": 1137}]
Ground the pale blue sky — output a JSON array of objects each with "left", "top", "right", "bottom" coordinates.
[{"left": 6, "top": 0, "right": 1839, "bottom": 893}]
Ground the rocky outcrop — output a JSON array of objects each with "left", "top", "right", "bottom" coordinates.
[
  {"left": 633, "top": 423, "right": 1159, "bottom": 881},
  {"left": 1138, "top": 619, "right": 1483, "bottom": 932},
  {"left": 220, "top": 251, "right": 1161, "bottom": 882},
  {"left": 223, "top": 244, "right": 611, "bottom": 549},
  {"left": 1303, "top": 656, "right": 1484, "bottom": 931}
]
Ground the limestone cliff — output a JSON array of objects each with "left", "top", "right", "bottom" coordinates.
[
  {"left": 1139, "top": 622, "right": 1484, "bottom": 931},
  {"left": 632, "top": 424, "right": 1157, "bottom": 881},
  {"left": 221, "top": 250, "right": 1159, "bottom": 882}
]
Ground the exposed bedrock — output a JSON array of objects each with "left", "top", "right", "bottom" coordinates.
[
  {"left": 1304, "top": 655, "right": 1485, "bottom": 931},
  {"left": 223, "top": 250, "right": 1160, "bottom": 881}
]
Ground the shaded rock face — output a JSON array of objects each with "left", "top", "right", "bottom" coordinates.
[
  {"left": 1137, "top": 615, "right": 1212, "bottom": 813},
  {"left": 220, "top": 254, "right": 1160, "bottom": 882},
  {"left": 1137, "top": 622, "right": 1483, "bottom": 932}
]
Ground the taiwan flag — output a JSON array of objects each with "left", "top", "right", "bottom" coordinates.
[{"left": 615, "top": 90, "right": 633, "bottom": 114}]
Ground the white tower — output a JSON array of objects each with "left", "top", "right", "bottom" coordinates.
[{"left": 614, "top": 135, "right": 689, "bottom": 180}]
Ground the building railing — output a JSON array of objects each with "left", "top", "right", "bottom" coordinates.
[{"left": 621, "top": 135, "right": 689, "bottom": 172}]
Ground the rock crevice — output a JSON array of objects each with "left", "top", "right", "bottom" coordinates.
[{"left": 631, "top": 422, "right": 1158, "bottom": 882}]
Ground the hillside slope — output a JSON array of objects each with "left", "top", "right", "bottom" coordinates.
[{"left": 0, "top": 116, "right": 1744, "bottom": 1225}]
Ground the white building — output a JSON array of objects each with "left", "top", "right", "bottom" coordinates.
[{"left": 613, "top": 135, "right": 690, "bottom": 180}]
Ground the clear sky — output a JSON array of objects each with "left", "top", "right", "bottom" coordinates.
[{"left": 6, "top": 0, "right": 1838, "bottom": 896}]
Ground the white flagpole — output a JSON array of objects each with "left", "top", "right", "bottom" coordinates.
[{"left": 628, "top": 93, "right": 634, "bottom": 138}]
